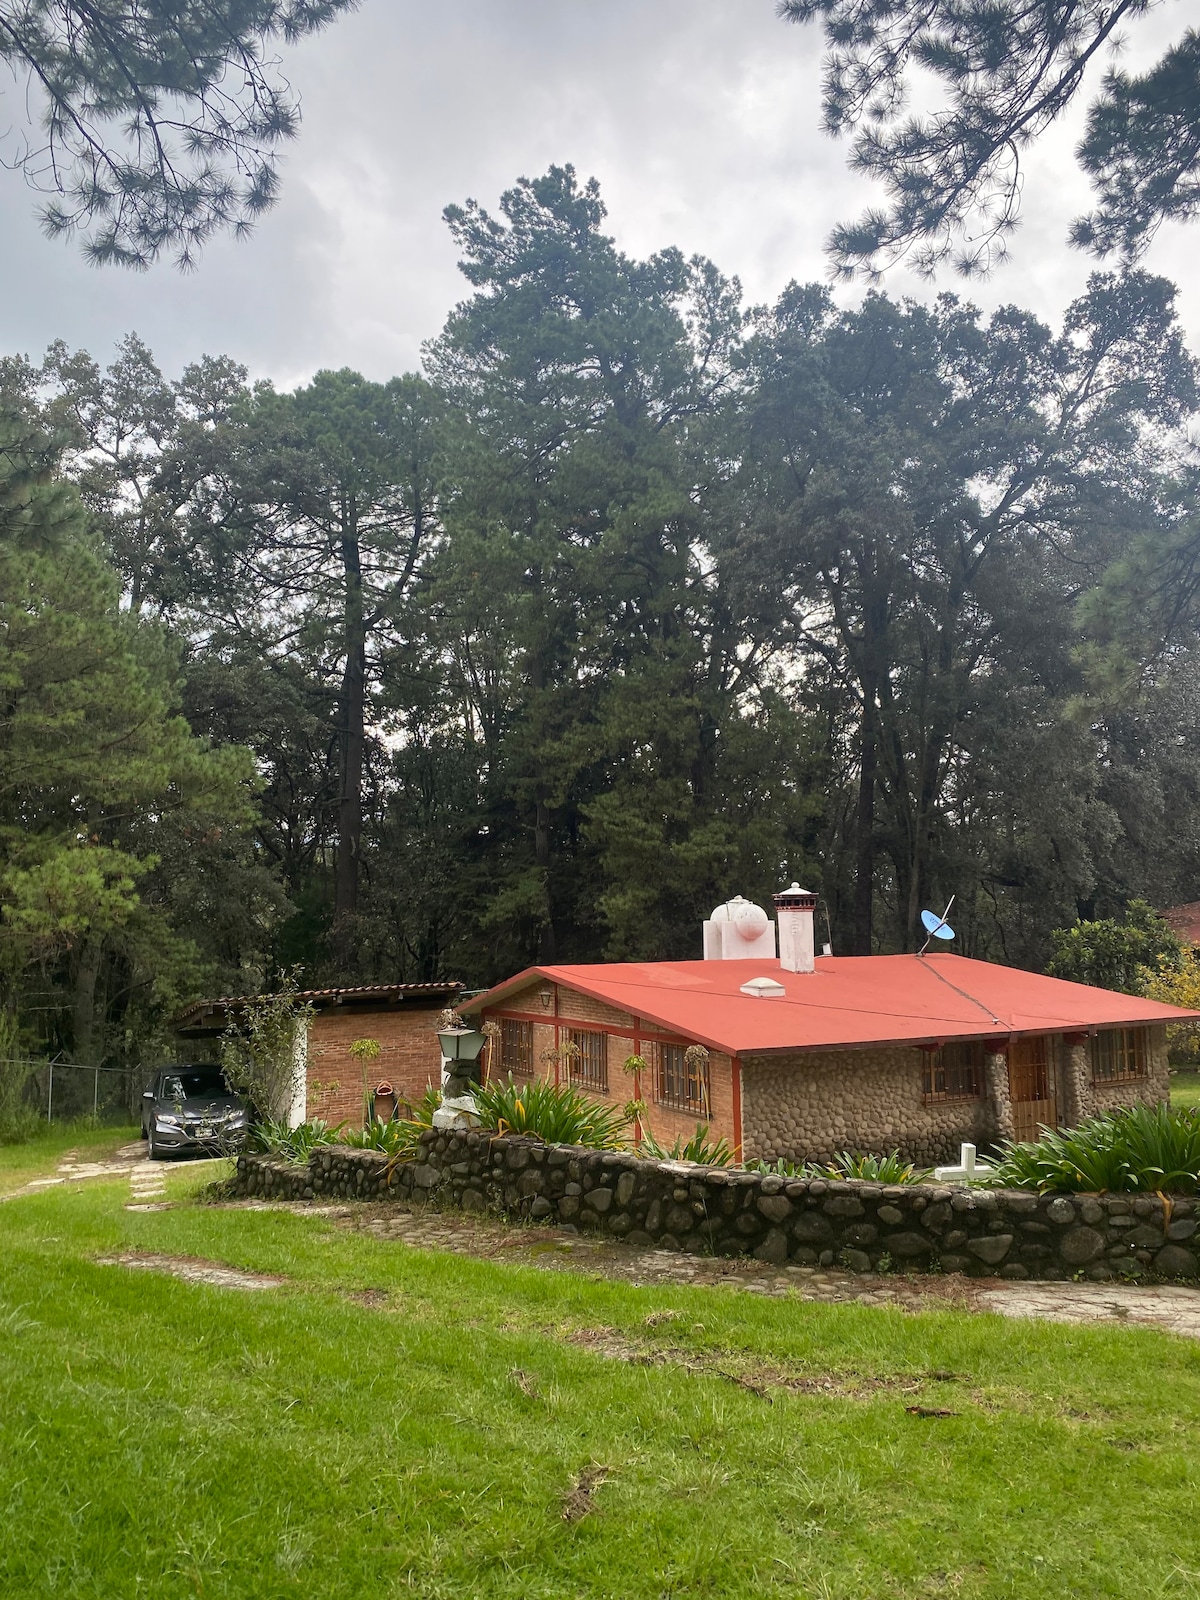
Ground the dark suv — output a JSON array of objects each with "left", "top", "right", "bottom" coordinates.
[{"left": 140, "top": 1065, "right": 249, "bottom": 1159}]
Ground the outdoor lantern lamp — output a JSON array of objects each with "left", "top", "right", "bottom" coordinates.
[
  {"left": 436, "top": 1026, "right": 488, "bottom": 1066},
  {"left": 433, "top": 1024, "right": 487, "bottom": 1131}
]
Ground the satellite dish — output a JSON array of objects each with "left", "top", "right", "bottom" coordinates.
[{"left": 918, "top": 896, "right": 956, "bottom": 955}]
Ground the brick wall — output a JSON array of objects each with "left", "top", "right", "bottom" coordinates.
[
  {"left": 480, "top": 981, "right": 738, "bottom": 1152},
  {"left": 306, "top": 1006, "right": 446, "bottom": 1128}
]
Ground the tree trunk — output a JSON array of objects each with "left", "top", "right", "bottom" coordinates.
[
  {"left": 72, "top": 939, "right": 103, "bottom": 1065},
  {"left": 852, "top": 700, "right": 876, "bottom": 955},
  {"left": 335, "top": 516, "right": 366, "bottom": 927},
  {"left": 535, "top": 794, "right": 557, "bottom": 962}
]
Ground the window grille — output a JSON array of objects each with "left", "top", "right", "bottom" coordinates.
[
  {"left": 1091, "top": 1028, "right": 1147, "bottom": 1084},
  {"left": 567, "top": 1029, "right": 608, "bottom": 1092},
  {"left": 655, "top": 1043, "right": 710, "bottom": 1116},
  {"left": 500, "top": 1019, "right": 533, "bottom": 1078},
  {"left": 922, "top": 1041, "right": 983, "bottom": 1104}
]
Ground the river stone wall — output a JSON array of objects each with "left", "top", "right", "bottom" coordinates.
[{"left": 231, "top": 1128, "right": 1200, "bottom": 1282}]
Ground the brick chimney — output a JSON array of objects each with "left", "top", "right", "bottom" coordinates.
[{"left": 773, "top": 883, "right": 817, "bottom": 974}]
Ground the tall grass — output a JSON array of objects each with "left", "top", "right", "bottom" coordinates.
[
  {"left": 343, "top": 1089, "right": 441, "bottom": 1160},
  {"left": 991, "top": 1103, "right": 1200, "bottom": 1193}
]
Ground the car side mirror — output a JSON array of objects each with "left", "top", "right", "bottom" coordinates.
[{"left": 142, "top": 1090, "right": 154, "bottom": 1099}]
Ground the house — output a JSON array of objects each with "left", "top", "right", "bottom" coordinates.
[
  {"left": 1161, "top": 901, "right": 1200, "bottom": 946},
  {"left": 175, "top": 982, "right": 461, "bottom": 1126},
  {"left": 461, "top": 888, "right": 1195, "bottom": 1164}
]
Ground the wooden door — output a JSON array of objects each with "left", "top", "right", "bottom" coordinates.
[{"left": 1008, "top": 1037, "right": 1057, "bottom": 1143}]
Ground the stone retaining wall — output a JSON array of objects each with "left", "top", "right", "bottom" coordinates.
[{"left": 231, "top": 1130, "right": 1200, "bottom": 1282}]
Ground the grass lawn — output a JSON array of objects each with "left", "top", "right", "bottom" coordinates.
[
  {"left": 1171, "top": 1068, "right": 1200, "bottom": 1110},
  {"left": 3, "top": 1185, "right": 1200, "bottom": 1600},
  {"left": 0, "top": 1121, "right": 139, "bottom": 1195}
]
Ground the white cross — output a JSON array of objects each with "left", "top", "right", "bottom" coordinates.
[{"left": 932, "top": 1142, "right": 995, "bottom": 1183}]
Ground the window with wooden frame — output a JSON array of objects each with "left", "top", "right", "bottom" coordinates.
[
  {"left": 499, "top": 1019, "right": 533, "bottom": 1078},
  {"left": 922, "top": 1041, "right": 984, "bottom": 1104},
  {"left": 567, "top": 1028, "right": 608, "bottom": 1092},
  {"left": 654, "top": 1042, "right": 710, "bottom": 1117},
  {"left": 1091, "top": 1028, "right": 1148, "bottom": 1084}
]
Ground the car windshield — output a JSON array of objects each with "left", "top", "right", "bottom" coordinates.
[{"left": 161, "top": 1070, "right": 228, "bottom": 1101}]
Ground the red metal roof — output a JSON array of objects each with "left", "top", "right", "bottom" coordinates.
[
  {"left": 1161, "top": 901, "right": 1200, "bottom": 944},
  {"left": 462, "top": 954, "right": 1198, "bottom": 1057}
]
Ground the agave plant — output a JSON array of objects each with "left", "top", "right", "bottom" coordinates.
[
  {"left": 990, "top": 1104, "right": 1200, "bottom": 1194},
  {"left": 638, "top": 1124, "right": 734, "bottom": 1167},
  {"left": 249, "top": 1118, "right": 344, "bottom": 1164},
  {"left": 808, "top": 1150, "right": 928, "bottom": 1184},
  {"left": 746, "top": 1156, "right": 806, "bottom": 1178},
  {"left": 472, "top": 1076, "right": 630, "bottom": 1149},
  {"left": 343, "top": 1116, "right": 425, "bottom": 1158}
]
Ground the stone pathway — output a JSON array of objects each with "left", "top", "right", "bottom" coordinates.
[
  {"left": 14, "top": 1147, "right": 1200, "bottom": 1340},
  {"left": 97, "top": 1251, "right": 285, "bottom": 1291},
  {"left": 315, "top": 1200, "right": 1200, "bottom": 1341},
  {"left": 127, "top": 1144, "right": 169, "bottom": 1210},
  {"left": 3, "top": 1139, "right": 222, "bottom": 1209}
]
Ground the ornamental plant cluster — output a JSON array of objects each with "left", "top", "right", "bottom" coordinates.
[{"left": 248, "top": 1081, "right": 1200, "bottom": 1197}]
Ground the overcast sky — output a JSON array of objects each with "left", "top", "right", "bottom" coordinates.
[{"left": 0, "top": 0, "right": 1193, "bottom": 388}]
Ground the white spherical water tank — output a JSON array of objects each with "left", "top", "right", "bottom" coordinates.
[{"left": 703, "top": 896, "right": 777, "bottom": 961}]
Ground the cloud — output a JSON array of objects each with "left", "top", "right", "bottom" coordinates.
[{"left": 0, "top": 0, "right": 1195, "bottom": 383}]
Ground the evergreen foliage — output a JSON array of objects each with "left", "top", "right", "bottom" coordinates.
[
  {"left": 991, "top": 1102, "right": 1200, "bottom": 1194},
  {"left": 782, "top": 1, "right": 1200, "bottom": 277},
  {"left": 5, "top": 166, "right": 1200, "bottom": 1066},
  {"left": 0, "top": 0, "right": 360, "bottom": 266},
  {"left": 0, "top": 411, "right": 263, "bottom": 1069}
]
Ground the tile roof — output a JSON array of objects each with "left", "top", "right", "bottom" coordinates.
[
  {"left": 176, "top": 981, "right": 462, "bottom": 1030},
  {"left": 461, "top": 954, "right": 1197, "bottom": 1057}
]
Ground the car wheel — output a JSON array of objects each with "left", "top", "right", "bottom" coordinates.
[
  {"left": 139, "top": 1120, "right": 148, "bottom": 1140},
  {"left": 147, "top": 1127, "right": 162, "bottom": 1161}
]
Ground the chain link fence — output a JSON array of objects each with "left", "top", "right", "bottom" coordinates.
[{"left": 0, "top": 1057, "right": 142, "bottom": 1128}]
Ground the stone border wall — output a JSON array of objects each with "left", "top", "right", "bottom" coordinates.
[{"left": 231, "top": 1129, "right": 1200, "bottom": 1282}]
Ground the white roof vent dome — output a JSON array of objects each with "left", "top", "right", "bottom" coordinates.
[{"left": 709, "top": 896, "right": 770, "bottom": 942}]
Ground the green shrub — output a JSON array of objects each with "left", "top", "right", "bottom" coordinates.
[
  {"left": 473, "top": 1077, "right": 629, "bottom": 1149},
  {"left": 1046, "top": 899, "right": 1182, "bottom": 995},
  {"left": 249, "top": 1118, "right": 343, "bottom": 1163},
  {"left": 746, "top": 1156, "right": 806, "bottom": 1178},
  {"left": 991, "top": 1103, "right": 1200, "bottom": 1193},
  {"left": 342, "top": 1116, "right": 424, "bottom": 1158},
  {"left": 809, "top": 1150, "right": 928, "bottom": 1184},
  {"left": 400, "top": 1085, "right": 443, "bottom": 1125},
  {"left": 638, "top": 1124, "right": 734, "bottom": 1166}
]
